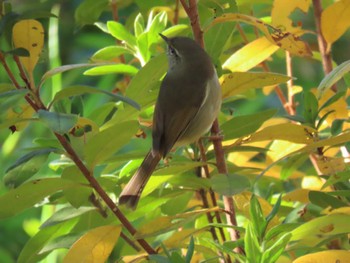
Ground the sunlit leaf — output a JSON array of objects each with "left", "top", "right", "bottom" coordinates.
[
  {"left": 221, "top": 109, "right": 276, "bottom": 140},
  {"left": 317, "top": 60, "right": 350, "bottom": 97},
  {"left": 91, "top": 46, "right": 132, "bottom": 62},
  {"left": 321, "top": 0, "right": 350, "bottom": 48},
  {"left": 6, "top": 104, "right": 35, "bottom": 131},
  {"left": 0, "top": 178, "right": 76, "bottom": 219},
  {"left": 245, "top": 222, "right": 262, "bottom": 263},
  {"left": 261, "top": 232, "right": 292, "bottom": 263},
  {"left": 293, "top": 250, "right": 350, "bottom": 263},
  {"left": 83, "top": 64, "right": 138, "bottom": 76},
  {"left": 12, "top": 19, "right": 44, "bottom": 73},
  {"left": 84, "top": 120, "right": 139, "bottom": 168},
  {"left": 223, "top": 37, "right": 279, "bottom": 72},
  {"left": 63, "top": 225, "right": 121, "bottom": 263},
  {"left": 221, "top": 72, "right": 290, "bottom": 98},
  {"left": 107, "top": 21, "right": 137, "bottom": 47}
]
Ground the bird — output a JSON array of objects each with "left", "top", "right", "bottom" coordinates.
[{"left": 118, "top": 33, "right": 222, "bottom": 210}]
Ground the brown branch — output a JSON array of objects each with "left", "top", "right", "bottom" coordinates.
[
  {"left": 174, "top": 0, "right": 180, "bottom": 24},
  {"left": 1, "top": 53, "right": 156, "bottom": 255},
  {"left": 312, "top": 0, "right": 334, "bottom": 77},
  {"left": 180, "top": 0, "right": 243, "bottom": 257}
]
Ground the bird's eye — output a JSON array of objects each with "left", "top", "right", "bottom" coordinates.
[{"left": 168, "top": 46, "right": 177, "bottom": 56}]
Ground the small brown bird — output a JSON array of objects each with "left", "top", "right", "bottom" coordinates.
[{"left": 118, "top": 34, "right": 222, "bottom": 209}]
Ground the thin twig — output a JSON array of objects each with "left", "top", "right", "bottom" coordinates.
[
  {"left": 174, "top": 0, "right": 180, "bottom": 24},
  {"left": 285, "top": 51, "right": 296, "bottom": 115}
]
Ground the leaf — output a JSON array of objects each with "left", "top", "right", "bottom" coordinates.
[
  {"left": 40, "top": 233, "right": 81, "bottom": 254},
  {"left": 0, "top": 178, "right": 75, "bottom": 219},
  {"left": 212, "top": 13, "right": 312, "bottom": 57},
  {"left": 221, "top": 72, "right": 291, "bottom": 99},
  {"left": 185, "top": 236, "right": 195, "bottom": 263},
  {"left": 248, "top": 123, "right": 316, "bottom": 144},
  {"left": 147, "top": 11, "right": 168, "bottom": 46},
  {"left": 63, "top": 225, "right": 121, "bottom": 263},
  {"left": 40, "top": 63, "right": 96, "bottom": 87},
  {"left": 317, "top": 60, "right": 350, "bottom": 97},
  {"left": 50, "top": 85, "right": 140, "bottom": 110},
  {"left": 107, "top": 21, "right": 137, "bottom": 47},
  {"left": 245, "top": 222, "right": 262, "bottom": 263},
  {"left": 303, "top": 91, "right": 318, "bottom": 125},
  {"left": 322, "top": 170, "right": 350, "bottom": 189},
  {"left": 12, "top": 19, "right": 44, "bottom": 73},
  {"left": 309, "top": 191, "right": 347, "bottom": 209},
  {"left": 135, "top": 208, "right": 220, "bottom": 239},
  {"left": 271, "top": 0, "right": 311, "bottom": 33},
  {"left": 134, "top": 13, "right": 145, "bottom": 37},
  {"left": 321, "top": 0, "right": 350, "bottom": 47},
  {"left": 41, "top": 206, "right": 96, "bottom": 228},
  {"left": 38, "top": 110, "right": 78, "bottom": 134},
  {"left": 126, "top": 54, "right": 167, "bottom": 108},
  {"left": 83, "top": 64, "right": 138, "bottom": 76},
  {"left": 210, "top": 173, "right": 250, "bottom": 196},
  {"left": 293, "top": 250, "right": 350, "bottom": 263},
  {"left": 18, "top": 220, "right": 76, "bottom": 263},
  {"left": 74, "top": 0, "right": 109, "bottom": 27},
  {"left": 221, "top": 109, "right": 276, "bottom": 140},
  {"left": 290, "top": 213, "right": 350, "bottom": 245},
  {"left": 223, "top": 37, "right": 279, "bottom": 72},
  {"left": 4, "top": 148, "right": 58, "bottom": 188},
  {"left": 0, "top": 89, "right": 28, "bottom": 99},
  {"left": 250, "top": 195, "right": 267, "bottom": 240},
  {"left": 261, "top": 233, "right": 292, "bottom": 263},
  {"left": 84, "top": 120, "right": 139, "bottom": 168},
  {"left": 91, "top": 46, "right": 132, "bottom": 62}
]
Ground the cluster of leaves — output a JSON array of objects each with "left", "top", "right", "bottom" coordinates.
[{"left": 1, "top": 0, "right": 350, "bottom": 262}]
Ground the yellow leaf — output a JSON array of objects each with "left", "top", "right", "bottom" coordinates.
[
  {"left": 223, "top": 36, "right": 279, "bottom": 72},
  {"left": 293, "top": 250, "right": 350, "bottom": 263},
  {"left": 12, "top": 19, "right": 44, "bottom": 73},
  {"left": 283, "top": 189, "right": 310, "bottom": 203},
  {"left": 211, "top": 13, "right": 311, "bottom": 57},
  {"left": 6, "top": 104, "right": 35, "bottom": 131},
  {"left": 248, "top": 123, "right": 317, "bottom": 144},
  {"left": 220, "top": 72, "right": 290, "bottom": 98},
  {"left": 315, "top": 156, "right": 346, "bottom": 174},
  {"left": 63, "top": 225, "right": 121, "bottom": 263},
  {"left": 321, "top": 0, "right": 350, "bottom": 48},
  {"left": 271, "top": 0, "right": 311, "bottom": 34},
  {"left": 301, "top": 176, "right": 328, "bottom": 191},
  {"left": 327, "top": 207, "right": 350, "bottom": 215}
]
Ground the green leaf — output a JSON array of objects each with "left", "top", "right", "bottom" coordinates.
[
  {"left": 309, "top": 191, "right": 348, "bottom": 209},
  {"left": 266, "top": 195, "right": 282, "bottom": 224},
  {"left": 38, "top": 110, "right": 78, "bottom": 134},
  {"left": 250, "top": 195, "right": 267, "bottom": 240},
  {"left": 261, "top": 233, "right": 292, "bottom": 263},
  {"left": 185, "top": 236, "right": 195, "bottom": 263},
  {"left": 0, "top": 89, "right": 28, "bottom": 99},
  {"left": 318, "top": 60, "right": 350, "bottom": 97},
  {"left": 83, "top": 64, "right": 138, "bottom": 76},
  {"left": 220, "top": 109, "right": 276, "bottom": 140},
  {"left": 134, "top": 13, "right": 145, "bottom": 37},
  {"left": 91, "top": 46, "right": 132, "bottom": 62},
  {"left": 210, "top": 173, "right": 250, "bottom": 196},
  {"left": 0, "top": 178, "right": 76, "bottom": 219},
  {"left": 41, "top": 206, "right": 96, "bottom": 228},
  {"left": 18, "top": 220, "right": 76, "bottom": 263},
  {"left": 50, "top": 85, "right": 140, "bottom": 110},
  {"left": 265, "top": 223, "right": 299, "bottom": 242},
  {"left": 39, "top": 233, "right": 81, "bottom": 254},
  {"left": 147, "top": 11, "right": 167, "bottom": 46},
  {"left": 84, "top": 120, "right": 139, "bottom": 167},
  {"left": 245, "top": 222, "right": 262, "bottom": 263},
  {"left": 161, "top": 24, "right": 189, "bottom": 38},
  {"left": 4, "top": 148, "right": 58, "bottom": 188},
  {"left": 74, "top": 0, "right": 109, "bottom": 26},
  {"left": 126, "top": 54, "right": 167, "bottom": 108},
  {"left": 322, "top": 170, "right": 350, "bottom": 188},
  {"left": 280, "top": 153, "right": 309, "bottom": 180},
  {"left": 303, "top": 91, "right": 318, "bottom": 126},
  {"left": 107, "top": 21, "right": 137, "bottom": 47}
]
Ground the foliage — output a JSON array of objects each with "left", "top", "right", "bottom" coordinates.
[{"left": 1, "top": 0, "right": 350, "bottom": 262}]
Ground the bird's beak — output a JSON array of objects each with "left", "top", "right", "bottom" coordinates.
[{"left": 159, "top": 33, "right": 169, "bottom": 43}]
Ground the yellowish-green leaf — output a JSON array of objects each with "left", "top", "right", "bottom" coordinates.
[
  {"left": 321, "top": 0, "right": 350, "bottom": 48},
  {"left": 63, "top": 225, "right": 121, "bottom": 263},
  {"left": 283, "top": 189, "right": 310, "bottom": 203},
  {"left": 84, "top": 120, "right": 139, "bottom": 168},
  {"left": 211, "top": 13, "right": 312, "bottom": 57},
  {"left": 248, "top": 123, "right": 317, "bottom": 144},
  {"left": 293, "top": 250, "right": 350, "bottom": 263},
  {"left": 135, "top": 207, "right": 219, "bottom": 239},
  {"left": 223, "top": 37, "right": 279, "bottom": 72},
  {"left": 291, "top": 214, "right": 350, "bottom": 245},
  {"left": 12, "top": 19, "right": 44, "bottom": 73},
  {"left": 6, "top": 104, "right": 35, "bottom": 131},
  {"left": 221, "top": 72, "right": 290, "bottom": 98},
  {"left": 271, "top": 0, "right": 311, "bottom": 34}
]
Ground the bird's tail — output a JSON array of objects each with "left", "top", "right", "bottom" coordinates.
[{"left": 119, "top": 150, "right": 161, "bottom": 210}]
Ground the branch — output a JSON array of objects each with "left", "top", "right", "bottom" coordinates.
[{"left": 180, "top": 0, "right": 243, "bottom": 256}]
